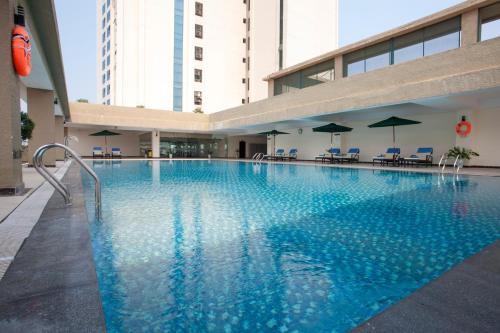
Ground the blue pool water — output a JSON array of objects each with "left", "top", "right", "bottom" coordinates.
[{"left": 81, "top": 160, "right": 500, "bottom": 332}]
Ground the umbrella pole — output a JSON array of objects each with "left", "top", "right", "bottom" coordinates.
[
  {"left": 393, "top": 126, "right": 395, "bottom": 148},
  {"left": 273, "top": 135, "right": 276, "bottom": 156},
  {"left": 105, "top": 136, "right": 108, "bottom": 155},
  {"left": 331, "top": 133, "right": 333, "bottom": 147}
]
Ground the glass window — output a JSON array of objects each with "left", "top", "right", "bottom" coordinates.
[
  {"left": 102, "top": 18, "right": 105, "bottom": 29},
  {"left": 480, "top": 2, "right": 500, "bottom": 41},
  {"left": 423, "top": 17, "right": 461, "bottom": 56},
  {"left": 102, "top": 4, "right": 105, "bottom": 15},
  {"left": 195, "top": 2, "right": 203, "bottom": 16},
  {"left": 102, "top": 46, "right": 105, "bottom": 56},
  {"left": 102, "top": 60, "right": 105, "bottom": 70},
  {"left": 195, "top": 24, "right": 203, "bottom": 38},
  {"left": 102, "top": 88, "right": 105, "bottom": 98},
  {"left": 273, "top": 72, "right": 301, "bottom": 95},
  {"left": 107, "top": 69, "right": 110, "bottom": 81},
  {"left": 107, "top": 26, "right": 111, "bottom": 37},
  {"left": 107, "top": 0, "right": 110, "bottom": 7},
  {"left": 301, "top": 60, "right": 335, "bottom": 88},
  {"left": 106, "top": 84, "right": 110, "bottom": 95},
  {"left": 107, "top": 40, "right": 110, "bottom": 52},
  {"left": 195, "top": 46, "right": 203, "bottom": 60},
  {"left": 102, "top": 74, "right": 105, "bottom": 84},
  {"left": 364, "top": 42, "right": 391, "bottom": 72},
  {"left": 393, "top": 30, "right": 424, "bottom": 64},
  {"left": 194, "top": 69, "right": 202, "bottom": 82},
  {"left": 344, "top": 49, "right": 365, "bottom": 77},
  {"left": 194, "top": 91, "right": 202, "bottom": 105},
  {"left": 107, "top": 55, "right": 110, "bottom": 66},
  {"left": 102, "top": 32, "right": 106, "bottom": 43},
  {"left": 106, "top": 11, "right": 110, "bottom": 22}
]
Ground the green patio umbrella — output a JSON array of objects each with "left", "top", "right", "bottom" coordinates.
[
  {"left": 258, "top": 130, "right": 289, "bottom": 156},
  {"left": 312, "top": 123, "right": 353, "bottom": 146},
  {"left": 89, "top": 130, "right": 121, "bottom": 154},
  {"left": 368, "top": 116, "right": 421, "bottom": 148}
]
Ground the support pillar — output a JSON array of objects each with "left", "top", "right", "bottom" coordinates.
[
  {"left": 461, "top": 9, "right": 479, "bottom": 47},
  {"left": 334, "top": 55, "right": 343, "bottom": 79},
  {"left": 152, "top": 129, "right": 160, "bottom": 158},
  {"left": 0, "top": 0, "right": 24, "bottom": 195},
  {"left": 27, "top": 88, "right": 56, "bottom": 166},
  {"left": 54, "top": 116, "right": 65, "bottom": 160}
]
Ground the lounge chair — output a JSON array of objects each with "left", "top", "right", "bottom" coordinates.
[
  {"left": 333, "top": 148, "right": 360, "bottom": 164},
  {"left": 264, "top": 148, "right": 285, "bottom": 161},
  {"left": 401, "top": 147, "right": 433, "bottom": 167},
  {"left": 287, "top": 148, "right": 298, "bottom": 160},
  {"left": 315, "top": 148, "right": 341, "bottom": 163},
  {"left": 93, "top": 147, "right": 104, "bottom": 158},
  {"left": 111, "top": 147, "right": 122, "bottom": 158},
  {"left": 373, "top": 148, "right": 400, "bottom": 166}
]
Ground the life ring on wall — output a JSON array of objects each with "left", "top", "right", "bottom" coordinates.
[
  {"left": 11, "top": 26, "right": 32, "bottom": 77},
  {"left": 455, "top": 117, "right": 472, "bottom": 138}
]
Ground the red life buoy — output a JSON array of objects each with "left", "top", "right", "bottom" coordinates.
[
  {"left": 11, "top": 26, "right": 31, "bottom": 77},
  {"left": 455, "top": 119, "right": 472, "bottom": 137}
]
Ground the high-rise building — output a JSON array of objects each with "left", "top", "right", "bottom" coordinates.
[{"left": 96, "top": 0, "right": 338, "bottom": 113}]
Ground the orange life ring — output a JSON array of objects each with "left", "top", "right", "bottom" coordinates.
[
  {"left": 11, "top": 26, "right": 31, "bottom": 77},
  {"left": 455, "top": 119, "right": 472, "bottom": 137}
]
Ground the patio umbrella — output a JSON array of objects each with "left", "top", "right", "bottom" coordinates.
[
  {"left": 312, "top": 123, "right": 353, "bottom": 146},
  {"left": 89, "top": 130, "right": 121, "bottom": 154},
  {"left": 258, "top": 130, "right": 289, "bottom": 155},
  {"left": 368, "top": 116, "right": 421, "bottom": 148}
]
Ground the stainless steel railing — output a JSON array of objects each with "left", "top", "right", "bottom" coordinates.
[{"left": 33, "top": 143, "right": 102, "bottom": 219}]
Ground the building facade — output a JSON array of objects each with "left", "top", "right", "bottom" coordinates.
[{"left": 96, "top": 0, "right": 338, "bottom": 113}]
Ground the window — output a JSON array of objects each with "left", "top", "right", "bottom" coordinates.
[
  {"left": 102, "top": 46, "right": 106, "bottom": 56},
  {"left": 107, "top": 100, "right": 110, "bottom": 105},
  {"left": 480, "top": 2, "right": 500, "bottom": 41},
  {"left": 194, "top": 69, "right": 202, "bottom": 82},
  {"left": 102, "top": 4, "right": 105, "bottom": 15},
  {"left": 194, "top": 91, "right": 202, "bottom": 105},
  {"left": 195, "top": 24, "right": 203, "bottom": 38},
  {"left": 243, "top": 38, "right": 246, "bottom": 43},
  {"left": 247, "top": 57, "right": 250, "bottom": 70},
  {"left": 195, "top": 46, "right": 203, "bottom": 60},
  {"left": 242, "top": 58, "right": 246, "bottom": 63},
  {"left": 247, "top": 78, "right": 250, "bottom": 90},
  {"left": 107, "top": 0, "right": 110, "bottom": 7},
  {"left": 242, "top": 78, "right": 246, "bottom": 83},
  {"left": 106, "top": 55, "right": 110, "bottom": 66},
  {"left": 274, "top": 59, "right": 335, "bottom": 96},
  {"left": 106, "top": 84, "right": 110, "bottom": 95},
  {"left": 241, "top": 98, "right": 246, "bottom": 104},
  {"left": 102, "top": 88, "right": 105, "bottom": 98},
  {"left": 195, "top": 2, "right": 203, "bottom": 16},
  {"left": 247, "top": 37, "right": 250, "bottom": 50},
  {"left": 247, "top": 18, "right": 250, "bottom": 31},
  {"left": 102, "top": 18, "right": 105, "bottom": 29},
  {"left": 243, "top": 18, "right": 246, "bottom": 23},
  {"left": 107, "top": 26, "right": 111, "bottom": 37},
  {"left": 102, "top": 32, "right": 106, "bottom": 43},
  {"left": 106, "top": 11, "right": 110, "bottom": 22},
  {"left": 107, "top": 69, "right": 110, "bottom": 81},
  {"left": 107, "top": 40, "right": 111, "bottom": 52},
  {"left": 102, "top": 60, "right": 105, "bottom": 70},
  {"left": 343, "top": 16, "right": 460, "bottom": 77},
  {"left": 102, "top": 74, "right": 105, "bottom": 84}
]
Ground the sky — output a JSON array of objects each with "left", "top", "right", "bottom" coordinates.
[{"left": 54, "top": 0, "right": 464, "bottom": 103}]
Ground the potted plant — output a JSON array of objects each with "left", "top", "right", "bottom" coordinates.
[
  {"left": 446, "top": 146, "right": 479, "bottom": 165},
  {"left": 21, "top": 112, "right": 35, "bottom": 145}
]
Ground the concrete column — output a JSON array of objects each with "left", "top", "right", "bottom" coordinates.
[
  {"left": 334, "top": 55, "right": 343, "bottom": 79},
  {"left": 0, "top": 0, "right": 24, "bottom": 195},
  {"left": 152, "top": 129, "right": 160, "bottom": 158},
  {"left": 54, "top": 115, "right": 65, "bottom": 160},
  {"left": 267, "top": 79, "right": 274, "bottom": 98},
  {"left": 27, "top": 88, "right": 56, "bottom": 166},
  {"left": 461, "top": 9, "right": 479, "bottom": 47}
]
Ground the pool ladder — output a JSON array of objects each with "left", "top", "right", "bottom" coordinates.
[
  {"left": 438, "top": 154, "right": 464, "bottom": 174},
  {"left": 33, "top": 143, "right": 102, "bottom": 219},
  {"left": 252, "top": 152, "right": 265, "bottom": 162}
]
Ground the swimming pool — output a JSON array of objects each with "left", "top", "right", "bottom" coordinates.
[{"left": 82, "top": 160, "right": 500, "bottom": 332}]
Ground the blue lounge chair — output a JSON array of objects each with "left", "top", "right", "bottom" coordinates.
[
  {"left": 111, "top": 147, "right": 122, "bottom": 158},
  {"left": 373, "top": 148, "right": 400, "bottom": 166},
  {"left": 93, "top": 147, "right": 104, "bottom": 158},
  {"left": 265, "top": 148, "right": 285, "bottom": 161},
  {"left": 401, "top": 147, "right": 433, "bottom": 167},
  {"left": 287, "top": 148, "right": 298, "bottom": 160},
  {"left": 315, "top": 148, "right": 341, "bottom": 163},
  {"left": 333, "top": 148, "right": 360, "bottom": 164}
]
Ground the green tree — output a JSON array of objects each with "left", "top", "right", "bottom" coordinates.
[{"left": 20, "top": 112, "right": 35, "bottom": 141}]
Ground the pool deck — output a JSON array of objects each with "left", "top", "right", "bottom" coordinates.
[
  {"left": 0, "top": 163, "right": 106, "bottom": 332},
  {"left": 0, "top": 159, "right": 499, "bottom": 332}
]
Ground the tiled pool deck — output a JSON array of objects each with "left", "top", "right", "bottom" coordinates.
[{"left": 0, "top": 159, "right": 499, "bottom": 332}]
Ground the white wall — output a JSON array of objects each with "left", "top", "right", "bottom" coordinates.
[
  {"left": 466, "top": 108, "right": 500, "bottom": 167},
  {"left": 67, "top": 128, "right": 141, "bottom": 157},
  {"left": 284, "top": 0, "right": 339, "bottom": 68}
]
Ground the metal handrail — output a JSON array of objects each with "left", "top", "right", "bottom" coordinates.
[{"left": 32, "top": 143, "right": 102, "bottom": 219}]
